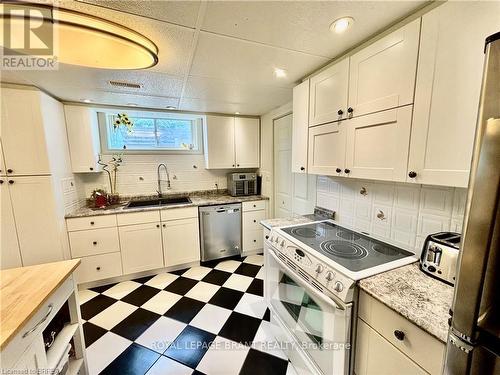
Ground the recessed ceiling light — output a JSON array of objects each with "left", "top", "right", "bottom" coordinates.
[
  {"left": 81, "top": 99, "right": 92, "bottom": 103},
  {"left": 166, "top": 106, "right": 177, "bottom": 110},
  {"left": 330, "top": 17, "right": 354, "bottom": 34},
  {"left": 235, "top": 112, "right": 240, "bottom": 115},
  {"left": 127, "top": 103, "right": 137, "bottom": 107},
  {"left": 273, "top": 68, "right": 287, "bottom": 78}
]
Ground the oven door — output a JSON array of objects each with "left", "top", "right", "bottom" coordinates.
[{"left": 265, "top": 245, "right": 352, "bottom": 375}]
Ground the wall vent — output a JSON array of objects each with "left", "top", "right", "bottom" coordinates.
[{"left": 108, "top": 80, "right": 142, "bottom": 89}]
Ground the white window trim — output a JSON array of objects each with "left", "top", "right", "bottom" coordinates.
[{"left": 98, "top": 111, "right": 204, "bottom": 155}]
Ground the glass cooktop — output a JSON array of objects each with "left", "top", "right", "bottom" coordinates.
[{"left": 281, "top": 221, "right": 414, "bottom": 272}]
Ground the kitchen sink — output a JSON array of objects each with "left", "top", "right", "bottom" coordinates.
[{"left": 125, "top": 196, "right": 191, "bottom": 209}]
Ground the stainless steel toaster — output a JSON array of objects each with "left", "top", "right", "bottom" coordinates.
[
  {"left": 227, "top": 173, "right": 257, "bottom": 196},
  {"left": 420, "top": 232, "right": 461, "bottom": 286}
]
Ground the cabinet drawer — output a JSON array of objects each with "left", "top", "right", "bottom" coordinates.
[
  {"left": 160, "top": 207, "right": 198, "bottom": 221},
  {"left": 243, "top": 229, "right": 264, "bottom": 252},
  {"left": 74, "top": 252, "right": 122, "bottom": 284},
  {"left": 69, "top": 228, "right": 120, "bottom": 257},
  {"left": 242, "top": 200, "right": 266, "bottom": 212},
  {"left": 116, "top": 210, "right": 160, "bottom": 226},
  {"left": 358, "top": 290, "right": 445, "bottom": 374},
  {"left": 243, "top": 210, "right": 266, "bottom": 232},
  {"left": 66, "top": 215, "right": 117, "bottom": 232}
]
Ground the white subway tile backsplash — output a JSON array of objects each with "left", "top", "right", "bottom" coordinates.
[
  {"left": 417, "top": 213, "right": 451, "bottom": 236},
  {"left": 419, "top": 186, "right": 454, "bottom": 216},
  {"left": 394, "top": 184, "right": 420, "bottom": 210}
]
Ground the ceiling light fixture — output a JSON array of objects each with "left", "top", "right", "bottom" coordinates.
[
  {"left": 235, "top": 112, "right": 240, "bottom": 115},
  {"left": 127, "top": 103, "right": 137, "bottom": 107},
  {"left": 330, "top": 17, "right": 354, "bottom": 34},
  {"left": 273, "top": 68, "right": 287, "bottom": 78},
  {"left": 81, "top": 99, "right": 92, "bottom": 103},
  {"left": 1, "top": 3, "right": 158, "bottom": 69},
  {"left": 166, "top": 106, "right": 177, "bottom": 110}
]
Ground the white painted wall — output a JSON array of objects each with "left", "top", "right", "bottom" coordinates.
[{"left": 316, "top": 176, "right": 466, "bottom": 255}]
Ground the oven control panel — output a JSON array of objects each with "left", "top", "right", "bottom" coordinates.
[{"left": 267, "top": 232, "right": 355, "bottom": 302}]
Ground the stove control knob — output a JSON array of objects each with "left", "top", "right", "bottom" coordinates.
[
  {"left": 315, "top": 264, "right": 324, "bottom": 274},
  {"left": 325, "top": 271, "right": 334, "bottom": 281},
  {"left": 334, "top": 281, "right": 344, "bottom": 292},
  {"left": 275, "top": 237, "right": 279, "bottom": 243},
  {"left": 269, "top": 236, "right": 274, "bottom": 243},
  {"left": 280, "top": 240, "right": 285, "bottom": 247}
]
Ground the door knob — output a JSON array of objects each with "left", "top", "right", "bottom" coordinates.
[
  {"left": 408, "top": 171, "right": 417, "bottom": 178},
  {"left": 336, "top": 168, "right": 341, "bottom": 173}
]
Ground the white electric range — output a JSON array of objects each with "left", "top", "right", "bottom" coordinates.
[{"left": 264, "top": 220, "right": 417, "bottom": 375}]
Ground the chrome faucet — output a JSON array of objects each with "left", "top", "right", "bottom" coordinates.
[{"left": 157, "top": 163, "right": 171, "bottom": 197}]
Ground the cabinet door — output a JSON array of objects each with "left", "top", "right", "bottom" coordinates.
[
  {"left": 64, "top": 106, "right": 102, "bottom": 173},
  {"left": 309, "top": 58, "right": 349, "bottom": 126},
  {"left": 408, "top": 1, "right": 500, "bottom": 187},
  {"left": 348, "top": 19, "right": 420, "bottom": 118},
  {"left": 291, "top": 80, "right": 309, "bottom": 173},
  {"left": 234, "top": 117, "right": 260, "bottom": 168},
  {"left": 9, "top": 176, "right": 63, "bottom": 266},
  {"left": 0, "top": 179, "right": 22, "bottom": 269},
  {"left": 0, "top": 89, "right": 50, "bottom": 175},
  {"left": 345, "top": 106, "right": 412, "bottom": 182},
  {"left": 307, "top": 122, "right": 346, "bottom": 176},
  {"left": 0, "top": 139, "right": 6, "bottom": 175},
  {"left": 119, "top": 222, "right": 164, "bottom": 274},
  {"left": 163, "top": 218, "right": 200, "bottom": 267},
  {"left": 13, "top": 335, "right": 48, "bottom": 371},
  {"left": 204, "top": 115, "right": 235, "bottom": 168}
]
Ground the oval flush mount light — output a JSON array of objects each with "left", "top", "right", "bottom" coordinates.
[
  {"left": 330, "top": 17, "right": 354, "bottom": 34},
  {"left": 273, "top": 67, "right": 287, "bottom": 78},
  {"left": 0, "top": 3, "right": 158, "bottom": 69}
]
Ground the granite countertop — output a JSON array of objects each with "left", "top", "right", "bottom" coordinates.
[
  {"left": 66, "top": 193, "right": 269, "bottom": 218},
  {"left": 260, "top": 215, "right": 314, "bottom": 230},
  {"left": 358, "top": 262, "right": 454, "bottom": 343}
]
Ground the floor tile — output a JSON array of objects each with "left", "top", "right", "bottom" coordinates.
[
  {"left": 253, "top": 321, "right": 287, "bottom": 360},
  {"left": 255, "top": 267, "right": 264, "bottom": 280},
  {"left": 146, "top": 355, "right": 193, "bottom": 375},
  {"left": 89, "top": 283, "right": 117, "bottom": 294},
  {"left": 218, "top": 312, "right": 261, "bottom": 346},
  {"left": 263, "top": 308, "right": 271, "bottom": 322},
  {"left": 243, "top": 254, "right": 264, "bottom": 266},
  {"left": 102, "top": 281, "right": 142, "bottom": 299},
  {"left": 85, "top": 332, "right": 131, "bottom": 375},
  {"left": 196, "top": 336, "right": 249, "bottom": 375},
  {"left": 201, "top": 269, "right": 232, "bottom": 286},
  {"left": 80, "top": 294, "right": 117, "bottom": 321},
  {"left": 111, "top": 308, "right": 161, "bottom": 341},
  {"left": 182, "top": 266, "right": 212, "bottom": 280},
  {"left": 246, "top": 278, "right": 263, "bottom": 296},
  {"left": 239, "top": 348, "right": 289, "bottom": 375},
  {"left": 121, "top": 285, "right": 161, "bottom": 306},
  {"left": 164, "top": 326, "right": 216, "bottom": 369},
  {"left": 132, "top": 275, "right": 155, "bottom": 284},
  {"left": 223, "top": 273, "right": 254, "bottom": 292},
  {"left": 135, "top": 316, "right": 186, "bottom": 354},
  {"left": 164, "top": 277, "right": 198, "bottom": 295},
  {"left": 141, "top": 290, "right": 182, "bottom": 315},
  {"left": 171, "top": 267, "right": 189, "bottom": 276},
  {"left": 78, "top": 289, "right": 99, "bottom": 305},
  {"left": 89, "top": 301, "right": 138, "bottom": 330},
  {"left": 82, "top": 322, "right": 107, "bottom": 348},
  {"left": 214, "top": 259, "right": 241, "bottom": 273},
  {"left": 234, "top": 263, "right": 261, "bottom": 278},
  {"left": 287, "top": 362, "right": 298, "bottom": 375},
  {"left": 234, "top": 293, "right": 267, "bottom": 319},
  {"left": 189, "top": 304, "right": 232, "bottom": 335},
  {"left": 185, "top": 281, "right": 221, "bottom": 303},
  {"left": 208, "top": 287, "right": 244, "bottom": 310},
  {"left": 164, "top": 297, "right": 206, "bottom": 324},
  {"left": 145, "top": 272, "right": 179, "bottom": 289},
  {"left": 100, "top": 343, "right": 160, "bottom": 375}
]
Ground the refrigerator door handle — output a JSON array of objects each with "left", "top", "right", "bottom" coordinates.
[{"left": 449, "top": 331, "right": 474, "bottom": 354}]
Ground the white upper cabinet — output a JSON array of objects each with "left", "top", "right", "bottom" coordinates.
[
  {"left": 309, "top": 58, "right": 349, "bottom": 126},
  {"left": 204, "top": 115, "right": 259, "bottom": 169},
  {"left": 0, "top": 140, "right": 6, "bottom": 175},
  {"left": 291, "top": 80, "right": 310, "bottom": 173},
  {"left": 235, "top": 117, "right": 260, "bottom": 168},
  {"left": 64, "top": 105, "right": 102, "bottom": 173},
  {"left": 345, "top": 106, "right": 413, "bottom": 182},
  {"left": 348, "top": 19, "right": 420, "bottom": 118},
  {"left": 308, "top": 121, "right": 346, "bottom": 176},
  {"left": 0, "top": 88, "right": 50, "bottom": 176},
  {"left": 408, "top": 1, "right": 500, "bottom": 187}
]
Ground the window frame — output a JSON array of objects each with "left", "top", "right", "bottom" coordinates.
[{"left": 98, "top": 111, "right": 204, "bottom": 155}]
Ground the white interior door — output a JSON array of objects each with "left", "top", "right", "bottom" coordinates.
[{"left": 274, "top": 115, "right": 293, "bottom": 218}]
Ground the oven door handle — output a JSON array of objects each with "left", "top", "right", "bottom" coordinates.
[{"left": 268, "top": 248, "right": 346, "bottom": 311}]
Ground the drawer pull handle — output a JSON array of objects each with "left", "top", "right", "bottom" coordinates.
[
  {"left": 96, "top": 266, "right": 101, "bottom": 271},
  {"left": 93, "top": 241, "right": 97, "bottom": 245},
  {"left": 90, "top": 221, "right": 95, "bottom": 225},
  {"left": 253, "top": 204, "right": 256, "bottom": 208},
  {"left": 394, "top": 330, "right": 405, "bottom": 341},
  {"left": 23, "top": 304, "right": 53, "bottom": 338}
]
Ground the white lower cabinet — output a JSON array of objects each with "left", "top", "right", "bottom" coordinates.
[
  {"left": 308, "top": 121, "right": 346, "bottom": 176},
  {"left": 13, "top": 336, "right": 47, "bottom": 372},
  {"left": 75, "top": 252, "right": 123, "bottom": 284},
  {"left": 162, "top": 218, "right": 200, "bottom": 267},
  {"left": 69, "top": 227, "right": 120, "bottom": 258},
  {"left": 119, "top": 222, "right": 164, "bottom": 274},
  {"left": 242, "top": 200, "right": 267, "bottom": 255}
]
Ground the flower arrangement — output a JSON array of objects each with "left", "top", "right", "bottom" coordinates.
[
  {"left": 113, "top": 113, "right": 134, "bottom": 132},
  {"left": 98, "top": 153, "right": 123, "bottom": 203}
]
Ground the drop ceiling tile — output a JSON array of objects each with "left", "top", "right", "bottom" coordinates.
[{"left": 202, "top": 1, "right": 427, "bottom": 58}]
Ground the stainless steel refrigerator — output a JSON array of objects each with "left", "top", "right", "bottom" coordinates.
[{"left": 444, "top": 32, "right": 500, "bottom": 374}]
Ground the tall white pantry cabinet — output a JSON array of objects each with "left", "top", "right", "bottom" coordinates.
[{"left": 0, "top": 86, "right": 72, "bottom": 269}]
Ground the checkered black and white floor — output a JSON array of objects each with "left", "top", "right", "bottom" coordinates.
[{"left": 78, "top": 254, "right": 296, "bottom": 375}]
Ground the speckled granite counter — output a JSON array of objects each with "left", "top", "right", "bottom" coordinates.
[
  {"left": 66, "top": 194, "right": 269, "bottom": 218},
  {"left": 260, "top": 215, "right": 314, "bottom": 230},
  {"left": 358, "top": 262, "right": 454, "bottom": 342}
]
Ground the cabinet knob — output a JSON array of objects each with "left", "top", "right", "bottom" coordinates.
[
  {"left": 7, "top": 169, "right": 13, "bottom": 173},
  {"left": 394, "top": 330, "right": 405, "bottom": 341},
  {"left": 265, "top": 235, "right": 269, "bottom": 240},
  {"left": 336, "top": 168, "right": 341, "bottom": 173},
  {"left": 347, "top": 107, "right": 353, "bottom": 113},
  {"left": 253, "top": 204, "right": 256, "bottom": 207},
  {"left": 344, "top": 169, "right": 350, "bottom": 174},
  {"left": 300, "top": 166, "right": 305, "bottom": 171},
  {"left": 162, "top": 224, "right": 166, "bottom": 228},
  {"left": 253, "top": 239, "right": 257, "bottom": 242},
  {"left": 0, "top": 180, "right": 3, "bottom": 184},
  {"left": 232, "top": 164, "right": 235, "bottom": 167},
  {"left": 8, "top": 180, "right": 14, "bottom": 184},
  {"left": 237, "top": 164, "right": 240, "bottom": 167},
  {"left": 93, "top": 241, "right": 97, "bottom": 245},
  {"left": 156, "top": 224, "right": 160, "bottom": 228},
  {"left": 90, "top": 221, "right": 95, "bottom": 225},
  {"left": 96, "top": 266, "right": 101, "bottom": 271},
  {"left": 408, "top": 171, "right": 417, "bottom": 178},
  {"left": 253, "top": 220, "right": 256, "bottom": 223},
  {"left": 337, "top": 109, "right": 344, "bottom": 116},
  {"left": 89, "top": 167, "right": 94, "bottom": 171}
]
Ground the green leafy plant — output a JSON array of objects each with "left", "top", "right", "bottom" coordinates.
[{"left": 113, "top": 113, "right": 134, "bottom": 133}]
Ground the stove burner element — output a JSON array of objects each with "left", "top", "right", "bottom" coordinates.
[
  {"left": 290, "top": 227, "right": 321, "bottom": 238},
  {"left": 372, "top": 244, "right": 400, "bottom": 256},
  {"left": 336, "top": 231, "right": 361, "bottom": 241},
  {"left": 320, "top": 240, "right": 368, "bottom": 260}
]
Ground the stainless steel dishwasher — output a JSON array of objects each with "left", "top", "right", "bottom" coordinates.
[{"left": 199, "top": 203, "right": 242, "bottom": 262}]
